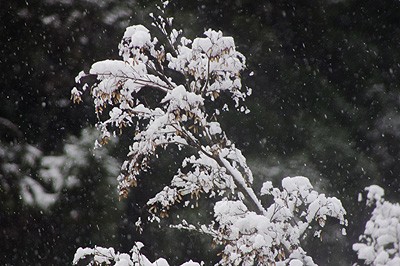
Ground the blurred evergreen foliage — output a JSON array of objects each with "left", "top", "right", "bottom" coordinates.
[{"left": 1, "top": 0, "right": 400, "bottom": 265}]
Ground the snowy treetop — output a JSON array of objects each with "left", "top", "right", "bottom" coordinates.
[
  {"left": 72, "top": 20, "right": 251, "bottom": 203},
  {"left": 72, "top": 10, "right": 347, "bottom": 266}
]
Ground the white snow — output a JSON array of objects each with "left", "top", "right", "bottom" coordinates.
[
  {"left": 365, "top": 184, "right": 385, "bottom": 205},
  {"left": 180, "top": 260, "right": 201, "bottom": 266},
  {"left": 289, "top": 259, "right": 303, "bottom": 266},
  {"left": 354, "top": 185, "right": 400, "bottom": 266},
  {"left": 20, "top": 177, "right": 58, "bottom": 209},
  {"left": 73, "top": 247, "right": 96, "bottom": 264},
  {"left": 123, "top": 25, "right": 151, "bottom": 47}
]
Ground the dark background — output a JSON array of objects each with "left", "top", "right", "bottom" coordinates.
[{"left": 1, "top": 0, "right": 400, "bottom": 265}]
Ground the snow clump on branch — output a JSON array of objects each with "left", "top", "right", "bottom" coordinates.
[{"left": 353, "top": 185, "right": 400, "bottom": 266}]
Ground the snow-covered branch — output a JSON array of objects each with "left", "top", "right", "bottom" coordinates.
[
  {"left": 73, "top": 242, "right": 201, "bottom": 266},
  {"left": 353, "top": 185, "right": 400, "bottom": 266}
]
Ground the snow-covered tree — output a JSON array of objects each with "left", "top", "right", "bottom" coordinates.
[
  {"left": 353, "top": 185, "right": 400, "bottom": 266},
  {"left": 0, "top": 125, "right": 120, "bottom": 213},
  {"left": 71, "top": 3, "right": 347, "bottom": 265}
]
